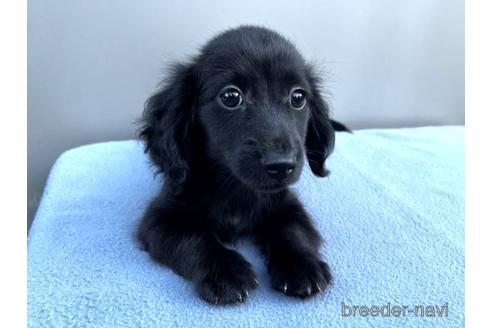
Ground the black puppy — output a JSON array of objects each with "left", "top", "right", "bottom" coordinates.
[{"left": 138, "top": 26, "right": 349, "bottom": 305}]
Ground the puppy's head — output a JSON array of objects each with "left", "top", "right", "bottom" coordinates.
[{"left": 140, "top": 26, "right": 335, "bottom": 193}]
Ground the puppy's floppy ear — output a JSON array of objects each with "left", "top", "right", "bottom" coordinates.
[
  {"left": 139, "top": 62, "right": 199, "bottom": 193},
  {"left": 305, "top": 67, "right": 336, "bottom": 177}
]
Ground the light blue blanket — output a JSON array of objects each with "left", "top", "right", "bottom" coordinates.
[{"left": 28, "top": 127, "right": 464, "bottom": 327}]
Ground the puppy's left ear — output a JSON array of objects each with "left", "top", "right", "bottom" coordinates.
[{"left": 305, "top": 67, "right": 336, "bottom": 177}]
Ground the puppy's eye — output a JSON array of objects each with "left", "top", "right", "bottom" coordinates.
[
  {"left": 290, "top": 88, "right": 307, "bottom": 110},
  {"left": 218, "top": 86, "right": 243, "bottom": 110}
]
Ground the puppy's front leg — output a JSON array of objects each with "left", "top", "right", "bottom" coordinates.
[
  {"left": 138, "top": 199, "right": 258, "bottom": 305},
  {"left": 256, "top": 196, "right": 332, "bottom": 298}
]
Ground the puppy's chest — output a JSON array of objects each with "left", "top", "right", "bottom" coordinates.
[{"left": 208, "top": 192, "right": 264, "bottom": 239}]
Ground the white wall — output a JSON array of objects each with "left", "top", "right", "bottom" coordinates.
[{"left": 28, "top": 0, "right": 464, "bottom": 228}]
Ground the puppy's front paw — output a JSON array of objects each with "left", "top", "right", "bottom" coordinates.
[
  {"left": 268, "top": 255, "right": 332, "bottom": 298},
  {"left": 195, "top": 252, "right": 258, "bottom": 305}
]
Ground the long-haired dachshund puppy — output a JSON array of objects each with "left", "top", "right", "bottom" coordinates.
[{"left": 138, "top": 25, "right": 349, "bottom": 305}]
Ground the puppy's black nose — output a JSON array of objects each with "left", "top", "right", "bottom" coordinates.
[{"left": 263, "top": 155, "right": 296, "bottom": 180}]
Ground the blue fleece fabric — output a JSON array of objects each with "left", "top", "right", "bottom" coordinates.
[{"left": 28, "top": 127, "right": 464, "bottom": 327}]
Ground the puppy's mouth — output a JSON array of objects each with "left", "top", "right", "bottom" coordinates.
[
  {"left": 235, "top": 165, "right": 302, "bottom": 193},
  {"left": 230, "top": 148, "right": 304, "bottom": 193},
  {"left": 255, "top": 183, "right": 291, "bottom": 193},
  {"left": 238, "top": 178, "right": 292, "bottom": 193}
]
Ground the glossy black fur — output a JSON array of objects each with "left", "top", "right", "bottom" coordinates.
[{"left": 137, "top": 26, "right": 347, "bottom": 305}]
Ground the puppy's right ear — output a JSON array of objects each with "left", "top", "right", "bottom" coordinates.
[
  {"left": 305, "top": 66, "right": 336, "bottom": 177},
  {"left": 139, "top": 62, "right": 198, "bottom": 193}
]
